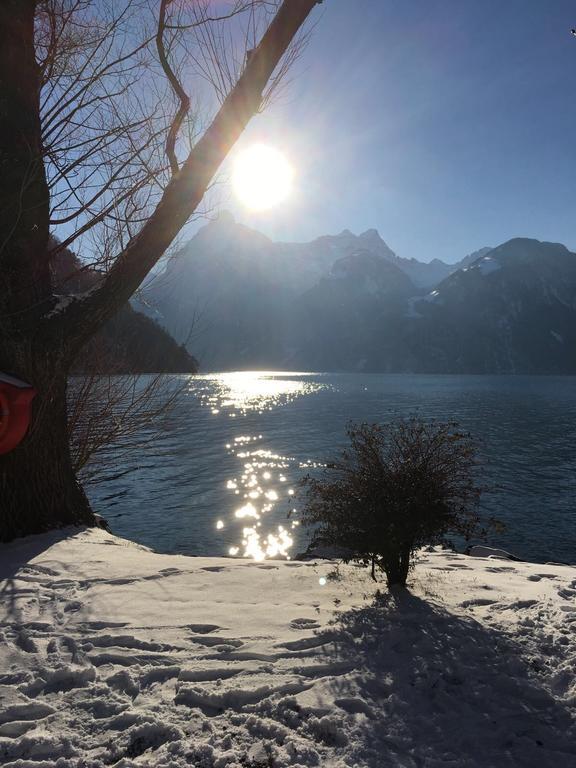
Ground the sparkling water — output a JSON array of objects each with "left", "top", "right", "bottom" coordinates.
[{"left": 86, "top": 372, "right": 576, "bottom": 564}]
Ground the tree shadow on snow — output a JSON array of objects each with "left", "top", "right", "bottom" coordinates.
[
  {"left": 322, "top": 590, "right": 576, "bottom": 768},
  {"left": 0, "top": 527, "right": 78, "bottom": 621}
]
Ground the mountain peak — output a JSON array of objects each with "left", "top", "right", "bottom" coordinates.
[
  {"left": 359, "top": 228, "right": 382, "bottom": 241},
  {"left": 497, "top": 237, "right": 568, "bottom": 251},
  {"left": 488, "top": 238, "right": 572, "bottom": 264},
  {"left": 189, "top": 210, "right": 272, "bottom": 254}
]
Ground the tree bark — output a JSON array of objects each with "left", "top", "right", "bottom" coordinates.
[
  {"left": 0, "top": 0, "right": 51, "bottom": 324},
  {"left": 0, "top": 1, "right": 93, "bottom": 541},
  {"left": 0, "top": 344, "right": 94, "bottom": 542},
  {"left": 384, "top": 547, "right": 411, "bottom": 588}
]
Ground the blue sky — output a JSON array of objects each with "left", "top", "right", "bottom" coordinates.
[{"left": 222, "top": 0, "right": 576, "bottom": 263}]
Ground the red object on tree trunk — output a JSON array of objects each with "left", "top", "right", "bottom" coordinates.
[{"left": 0, "top": 374, "right": 36, "bottom": 455}]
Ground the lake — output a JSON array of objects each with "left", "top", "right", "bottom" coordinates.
[{"left": 86, "top": 372, "right": 576, "bottom": 564}]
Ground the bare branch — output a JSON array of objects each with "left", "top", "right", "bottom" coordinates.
[
  {"left": 46, "top": 0, "right": 321, "bottom": 349},
  {"left": 156, "top": 0, "right": 190, "bottom": 175}
]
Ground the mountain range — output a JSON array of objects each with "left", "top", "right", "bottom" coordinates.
[{"left": 142, "top": 214, "right": 576, "bottom": 374}]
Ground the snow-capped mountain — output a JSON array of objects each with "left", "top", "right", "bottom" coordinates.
[
  {"left": 144, "top": 216, "right": 576, "bottom": 373},
  {"left": 403, "top": 238, "right": 576, "bottom": 373},
  {"left": 145, "top": 214, "right": 435, "bottom": 368}
]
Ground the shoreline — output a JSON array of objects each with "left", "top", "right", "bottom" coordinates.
[{"left": 93, "top": 517, "right": 576, "bottom": 569}]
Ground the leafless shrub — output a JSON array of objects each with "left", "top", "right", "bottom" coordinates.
[
  {"left": 68, "top": 367, "right": 185, "bottom": 485},
  {"left": 300, "top": 419, "right": 487, "bottom": 589}
]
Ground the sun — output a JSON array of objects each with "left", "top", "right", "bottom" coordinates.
[{"left": 232, "top": 144, "right": 294, "bottom": 211}]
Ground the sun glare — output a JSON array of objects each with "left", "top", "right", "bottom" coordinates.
[{"left": 232, "top": 144, "right": 293, "bottom": 211}]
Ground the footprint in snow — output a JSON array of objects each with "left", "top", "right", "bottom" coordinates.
[
  {"left": 48, "top": 635, "right": 84, "bottom": 664},
  {"left": 121, "top": 722, "right": 179, "bottom": 760},
  {"left": 48, "top": 578, "right": 78, "bottom": 589},
  {"left": 79, "top": 620, "right": 128, "bottom": 630},
  {"left": 188, "top": 624, "right": 222, "bottom": 634},
  {"left": 190, "top": 635, "right": 244, "bottom": 648},
  {"left": 0, "top": 693, "right": 56, "bottom": 735},
  {"left": 460, "top": 598, "right": 498, "bottom": 608},
  {"left": 201, "top": 566, "right": 227, "bottom": 573},
  {"left": 178, "top": 667, "right": 241, "bottom": 683},
  {"left": 64, "top": 599, "right": 83, "bottom": 613},
  {"left": 20, "top": 564, "right": 59, "bottom": 577},
  {"left": 499, "top": 599, "right": 539, "bottom": 610},
  {"left": 290, "top": 617, "right": 321, "bottom": 630},
  {"left": 140, "top": 666, "right": 181, "bottom": 688},
  {"left": 279, "top": 632, "right": 338, "bottom": 651},
  {"left": 14, "top": 629, "right": 39, "bottom": 654}
]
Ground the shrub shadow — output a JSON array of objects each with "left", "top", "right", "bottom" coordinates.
[{"left": 322, "top": 590, "right": 576, "bottom": 768}]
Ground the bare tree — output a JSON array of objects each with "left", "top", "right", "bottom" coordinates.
[
  {"left": 300, "top": 420, "right": 484, "bottom": 588},
  {"left": 0, "top": 0, "right": 324, "bottom": 541}
]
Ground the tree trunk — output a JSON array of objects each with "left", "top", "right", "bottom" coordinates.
[
  {"left": 0, "top": 345, "right": 95, "bottom": 542},
  {"left": 0, "top": 0, "right": 51, "bottom": 324},
  {"left": 0, "top": 1, "right": 88, "bottom": 542},
  {"left": 384, "top": 547, "right": 411, "bottom": 588}
]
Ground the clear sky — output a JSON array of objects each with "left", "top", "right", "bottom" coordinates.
[{"left": 220, "top": 0, "right": 576, "bottom": 264}]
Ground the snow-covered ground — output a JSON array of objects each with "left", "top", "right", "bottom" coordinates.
[{"left": 1, "top": 528, "right": 575, "bottom": 767}]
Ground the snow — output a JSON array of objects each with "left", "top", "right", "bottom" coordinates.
[
  {"left": 423, "top": 289, "right": 443, "bottom": 305},
  {"left": 472, "top": 256, "right": 502, "bottom": 276},
  {"left": 468, "top": 545, "right": 521, "bottom": 561},
  {"left": 1, "top": 527, "right": 575, "bottom": 767},
  {"left": 44, "top": 286, "right": 99, "bottom": 319}
]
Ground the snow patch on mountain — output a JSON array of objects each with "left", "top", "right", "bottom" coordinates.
[{"left": 472, "top": 256, "right": 502, "bottom": 276}]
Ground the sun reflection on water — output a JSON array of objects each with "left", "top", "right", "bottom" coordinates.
[
  {"left": 241, "top": 525, "right": 293, "bottom": 561},
  {"left": 221, "top": 434, "right": 301, "bottom": 558},
  {"left": 193, "top": 372, "right": 328, "bottom": 560},
  {"left": 215, "top": 434, "right": 327, "bottom": 560},
  {"left": 218, "top": 433, "right": 325, "bottom": 560},
  {"left": 196, "top": 371, "right": 327, "bottom": 415}
]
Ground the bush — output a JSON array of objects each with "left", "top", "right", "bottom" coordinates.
[{"left": 300, "top": 419, "right": 483, "bottom": 588}]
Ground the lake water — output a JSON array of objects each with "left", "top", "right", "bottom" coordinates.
[{"left": 86, "top": 372, "right": 576, "bottom": 564}]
